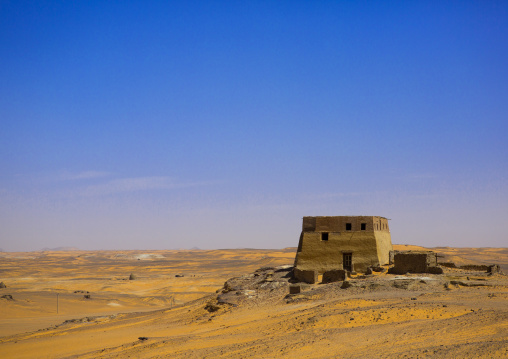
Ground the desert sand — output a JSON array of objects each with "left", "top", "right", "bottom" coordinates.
[{"left": 0, "top": 245, "right": 507, "bottom": 358}]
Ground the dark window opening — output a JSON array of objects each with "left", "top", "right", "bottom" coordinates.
[
  {"left": 321, "top": 232, "right": 329, "bottom": 241},
  {"left": 343, "top": 253, "right": 352, "bottom": 271},
  {"left": 346, "top": 223, "right": 352, "bottom": 231},
  {"left": 361, "top": 223, "right": 366, "bottom": 230}
]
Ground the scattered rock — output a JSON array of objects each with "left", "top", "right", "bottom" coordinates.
[
  {"left": 1, "top": 294, "right": 13, "bottom": 300},
  {"left": 275, "top": 265, "right": 293, "bottom": 272},
  {"left": 84, "top": 294, "right": 91, "bottom": 299},
  {"left": 0, "top": 282, "right": 6, "bottom": 288},
  {"left": 63, "top": 317, "right": 93, "bottom": 324},
  {"left": 263, "top": 274, "right": 274, "bottom": 282},
  {"left": 392, "top": 280, "right": 416, "bottom": 290},
  {"left": 289, "top": 284, "right": 301, "bottom": 294},
  {"left": 129, "top": 273, "right": 137, "bottom": 280},
  {"left": 222, "top": 280, "right": 237, "bottom": 293},
  {"left": 285, "top": 293, "right": 311, "bottom": 303},
  {"left": 439, "top": 262, "right": 457, "bottom": 268},
  {"left": 341, "top": 281, "right": 352, "bottom": 289},
  {"left": 138, "top": 337, "right": 148, "bottom": 341},
  {"left": 368, "top": 283, "right": 383, "bottom": 290},
  {"left": 450, "top": 280, "right": 489, "bottom": 287},
  {"left": 204, "top": 302, "right": 221, "bottom": 312},
  {"left": 175, "top": 274, "right": 184, "bottom": 278}
]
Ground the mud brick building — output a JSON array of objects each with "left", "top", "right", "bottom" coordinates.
[{"left": 294, "top": 216, "right": 393, "bottom": 276}]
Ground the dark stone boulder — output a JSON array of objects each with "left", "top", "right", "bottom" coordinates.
[
  {"left": 289, "top": 284, "right": 301, "bottom": 294},
  {"left": 341, "top": 281, "right": 353, "bottom": 289},
  {"left": 204, "top": 302, "right": 221, "bottom": 312}
]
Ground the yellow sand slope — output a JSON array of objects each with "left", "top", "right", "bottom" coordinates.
[{"left": 0, "top": 247, "right": 507, "bottom": 358}]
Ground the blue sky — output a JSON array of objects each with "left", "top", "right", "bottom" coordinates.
[{"left": 1, "top": 1, "right": 507, "bottom": 251}]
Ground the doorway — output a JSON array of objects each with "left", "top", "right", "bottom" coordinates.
[{"left": 343, "top": 253, "right": 352, "bottom": 271}]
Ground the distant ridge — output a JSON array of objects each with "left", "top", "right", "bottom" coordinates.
[{"left": 41, "top": 247, "right": 80, "bottom": 251}]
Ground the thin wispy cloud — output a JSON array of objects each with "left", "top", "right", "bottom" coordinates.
[
  {"left": 57, "top": 171, "right": 112, "bottom": 181},
  {"left": 77, "top": 176, "right": 214, "bottom": 196},
  {"left": 303, "top": 192, "right": 370, "bottom": 201},
  {"left": 398, "top": 173, "right": 439, "bottom": 180}
]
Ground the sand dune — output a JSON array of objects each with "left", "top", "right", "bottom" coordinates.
[{"left": 0, "top": 246, "right": 507, "bottom": 358}]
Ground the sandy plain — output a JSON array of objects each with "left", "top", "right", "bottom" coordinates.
[{"left": 0, "top": 245, "right": 507, "bottom": 358}]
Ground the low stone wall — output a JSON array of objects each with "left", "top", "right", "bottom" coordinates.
[
  {"left": 438, "top": 263, "right": 500, "bottom": 273},
  {"left": 488, "top": 264, "right": 501, "bottom": 273},
  {"left": 427, "top": 266, "right": 444, "bottom": 274},
  {"left": 293, "top": 268, "right": 318, "bottom": 284},
  {"left": 459, "top": 264, "right": 489, "bottom": 271},
  {"left": 322, "top": 269, "right": 346, "bottom": 283},
  {"left": 439, "top": 262, "right": 457, "bottom": 268},
  {"left": 388, "top": 251, "right": 442, "bottom": 274}
]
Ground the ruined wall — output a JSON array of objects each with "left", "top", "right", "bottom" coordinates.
[
  {"left": 322, "top": 269, "right": 346, "bottom": 283},
  {"left": 293, "top": 268, "right": 317, "bottom": 284},
  {"left": 389, "top": 252, "right": 440, "bottom": 274}
]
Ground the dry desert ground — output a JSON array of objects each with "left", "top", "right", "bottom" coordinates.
[{"left": 0, "top": 245, "right": 507, "bottom": 358}]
